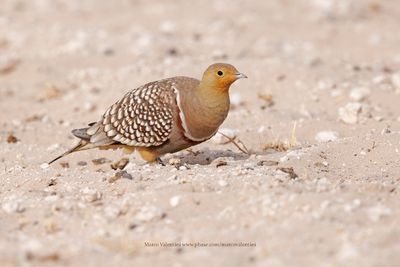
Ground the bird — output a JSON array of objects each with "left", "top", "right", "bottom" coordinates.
[{"left": 49, "top": 63, "right": 247, "bottom": 165}]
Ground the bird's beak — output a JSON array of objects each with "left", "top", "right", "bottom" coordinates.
[{"left": 235, "top": 73, "right": 248, "bottom": 79}]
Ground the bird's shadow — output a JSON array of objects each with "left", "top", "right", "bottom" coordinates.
[{"left": 170, "top": 149, "right": 251, "bottom": 165}]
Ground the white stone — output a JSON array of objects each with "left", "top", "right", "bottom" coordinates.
[
  {"left": 178, "top": 165, "right": 188, "bottom": 171},
  {"left": 391, "top": 72, "right": 400, "bottom": 89},
  {"left": 23, "top": 239, "right": 43, "bottom": 254},
  {"left": 2, "top": 199, "right": 25, "bottom": 213},
  {"left": 315, "top": 131, "right": 339, "bottom": 142},
  {"left": 338, "top": 102, "right": 362, "bottom": 124},
  {"left": 317, "top": 79, "right": 333, "bottom": 90},
  {"left": 343, "top": 199, "right": 361, "bottom": 213},
  {"left": 372, "top": 75, "right": 387, "bottom": 84},
  {"left": 230, "top": 93, "right": 243, "bottom": 107},
  {"left": 83, "top": 102, "right": 95, "bottom": 111},
  {"left": 211, "top": 128, "right": 238, "bottom": 144},
  {"left": 320, "top": 200, "right": 331, "bottom": 211},
  {"left": 349, "top": 87, "right": 370, "bottom": 102},
  {"left": 330, "top": 89, "right": 343, "bottom": 97},
  {"left": 40, "top": 163, "right": 50, "bottom": 169},
  {"left": 134, "top": 206, "right": 164, "bottom": 222},
  {"left": 80, "top": 187, "right": 102, "bottom": 202},
  {"left": 166, "top": 175, "right": 178, "bottom": 182},
  {"left": 218, "top": 179, "right": 228, "bottom": 187},
  {"left": 104, "top": 205, "right": 121, "bottom": 219},
  {"left": 367, "top": 205, "right": 392, "bottom": 222},
  {"left": 46, "top": 143, "right": 60, "bottom": 152},
  {"left": 169, "top": 195, "right": 181, "bottom": 207},
  {"left": 159, "top": 21, "right": 176, "bottom": 34},
  {"left": 257, "top": 126, "right": 266, "bottom": 133},
  {"left": 44, "top": 195, "right": 60, "bottom": 202},
  {"left": 337, "top": 241, "right": 359, "bottom": 261}
]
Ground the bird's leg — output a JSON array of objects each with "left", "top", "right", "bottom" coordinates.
[
  {"left": 137, "top": 147, "right": 160, "bottom": 163},
  {"left": 156, "top": 157, "right": 165, "bottom": 166}
]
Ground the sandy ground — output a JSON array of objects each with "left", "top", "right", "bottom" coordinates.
[{"left": 1, "top": 0, "right": 400, "bottom": 266}]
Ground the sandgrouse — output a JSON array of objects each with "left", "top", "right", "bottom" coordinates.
[{"left": 49, "top": 63, "right": 247, "bottom": 164}]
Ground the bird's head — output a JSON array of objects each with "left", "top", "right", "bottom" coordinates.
[{"left": 201, "top": 63, "right": 247, "bottom": 91}]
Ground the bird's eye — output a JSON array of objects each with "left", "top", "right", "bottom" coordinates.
[{"left": 217, "top": 70, "right": 224, "bottom": 76}]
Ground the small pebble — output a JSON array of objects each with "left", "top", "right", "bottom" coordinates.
[
  {"left": 111, "top": 158, "right": 129, "bottom": 170},
  {"left": 6, "top": 134, "right": 18, "bottom": 143},
  {"left": 59, "top": 162, "right": 69, "bottom": 168},
  {"left": 257, "top": 92, "right": 274, "bottom": 107},
  {"left": 276, "top": 167, "right": 298, "bottom": 179},
  {"left": 0, "top": 55, "right": 20, "bottom": 74},
  {"left": 40, "top": 163, "right": 50, "bottom": 169},
  {"left": 92, "top": 157, "right": 110, "bottom": 165},
  {"left": 218, "top": 179, "right": 228, "bottom": 187},
  {"left": 343, "top": 199, "right": 361, "bottom": 213},
  {"left": 167, "top": 175, "right": 178, "bottom": 182},
  {"left": 257, "top": 160, "right": 278, "bottom": 166},
  {"left": 159, "top": 21, "right": 176, "bottom": 34},
  {"left": 391, "top": 72, "right": 400, "bottom": 89},
  {"left": 230, "top": 93, "right": 244, "bottom": 107},
  {"left": 104, "top": 205, "right": 121, "bottom": 219},
  {"left": 214, "top": 159, "right": 227, "bottom": 168},
  {"left": 46, "top": 143, "right": 60, "bottom": 152},
  {"left": 349, "top": 87, "right": 370, "bottom": 102},
  {"left": 169, "top": 195, "right": 181, "bottom": 207},
  {"left": 211, "top": 128, "right": 237, "bottom": 144},
  {"left": 47, "top": 178, "right": 57, "bottom": 186},
  {"left": 43, "top": 217, "right": 58, "bottom": 233},
  {"left": 80, "top": 187, "right": 102, "bottom": 202},
  {"left": 381, "top": 125, "right": 391, "bottom": 135},
  {"left": 134, "top": 206, "right": 165, "bottom": 222},
  {"left": 168, "top": 158, "right": 181, "bottom": 166},
  {"left": 315, "top": 131, "right": 339, "bottom": 142},
  {"left": 372, "top": 75, "right": 387, "bottom": 84},
  {"left": 178, "top": 165, "right": 188, "bottom": 171},
  {"left": 367, "top": 205, "right": 392, "bottom": 222},
  {"left": 38, "top": 84, "right": 62, "bottom": 101},
  {"left": 109, "top": 170, "right": 133, "bottom": 183},
  {"left": 2, "top": 199, "right": 25, "bottom": 214},
  {"left": 44, "top": 195, "right": 59, "bottom": 202},
  {"left": 338, "top": 103, "right": 362, "bottom": 124}
]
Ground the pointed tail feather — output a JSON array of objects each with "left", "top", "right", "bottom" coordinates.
[
  {"left": 49, "top": 123, "right": 116, "bottom": 164},
  {"left": 48, "top": 140, "right": 91, "bottom": 164}
]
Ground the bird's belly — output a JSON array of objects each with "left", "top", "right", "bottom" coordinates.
[{"left": 152, "top": 133, "right": 199, "bottom": 155}]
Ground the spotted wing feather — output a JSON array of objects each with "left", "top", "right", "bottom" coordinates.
[{"left": 100, "top": 81, "right": 176, "bottom": 147}]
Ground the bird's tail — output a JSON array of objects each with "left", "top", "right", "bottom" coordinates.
[
  {"left": 48, "top": 140, "right": 93, "bottom": 164},
  {"left": 48, "top": 125, "right": 98, "bottom": 164},
  {"left": 49, "top": 123, "right": 117, "bottom": 164}
]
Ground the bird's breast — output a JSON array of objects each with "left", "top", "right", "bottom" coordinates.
[{"left": 174, "top": 88, "right": 230, "bottom": 142}]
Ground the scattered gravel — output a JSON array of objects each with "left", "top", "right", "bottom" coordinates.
[{"left": 1, "top": 1, "right": 400, "bottom": 266}]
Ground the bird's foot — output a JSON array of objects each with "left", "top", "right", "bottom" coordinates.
[
  {"left": 156, "top": 157, "right": 165, "bottom": 166},
  {"left": 175, "top": 162, "right": 190, "bottom": 170},
  {"left": 169, "top": 158, "right": 190, "bottom": 170}
]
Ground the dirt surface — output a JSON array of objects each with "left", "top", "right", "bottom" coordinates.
[{"left": 1, "top": 0, "right": 400, "bottom": 266}]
